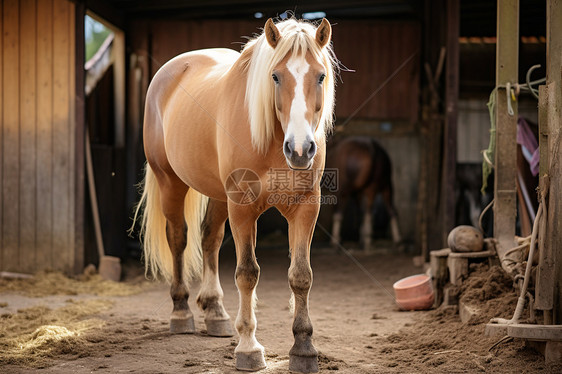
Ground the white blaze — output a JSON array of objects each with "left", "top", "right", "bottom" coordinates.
[{"left": 286, "top": 55, "right": 312, "bottom": 156}]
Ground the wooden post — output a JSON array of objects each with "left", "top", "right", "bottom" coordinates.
[
  {"left": 545, "top": 0, "right": 562, "bottom": 324},
  {"left": 74, "top": 1, "right": 86, "bottom": 274},
  {"left": 417, "top": 0, "right": 447, "bottom": 261},
  {"left": 112, "top": 29, "right": 126, "bottom": 148},
  {"left": 493, "top": 0, "right": 519, "bottom": 277},
  {"left": 430, "top": 248, "right": 450, "bottom": 307},
  {"left": 442, "top": 0, "right": 459, "bottom": 243}
]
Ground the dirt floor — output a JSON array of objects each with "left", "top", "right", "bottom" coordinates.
[{"left": 1, "top": 240, "right": 561, "bottom": 373}]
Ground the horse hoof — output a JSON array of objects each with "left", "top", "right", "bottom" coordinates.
[
  {"left": 205, "top": 319, "right": 234, "bottom": 337},
  {"left": 289, "top": 354, "right": 318, "bottom": 373},
  {"left": 170, "top": 316, "right": 195, "bottom": 334},
  {"left": 235, "top": 351, "right": 266, "bottom": 371}
]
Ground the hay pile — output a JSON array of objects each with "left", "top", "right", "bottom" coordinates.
[
  {"left": 0, "top": 299, "right": 112, "bottom": 367},
  {"left": 0, "top": 270, "right": 147, "bottom": 297}
]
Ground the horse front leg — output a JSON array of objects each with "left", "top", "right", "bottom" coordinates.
[
  {"left": 228, "top": 203, "right": 266, "bottom": 371},
  {"left": 196, "top": 199, "right": 234, "bottom": 337},
  {"left": 287, "top": 201, "right": 320, "bottom": 373}
]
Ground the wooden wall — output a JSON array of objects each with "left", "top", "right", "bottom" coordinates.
[
  {"left": 128, "top": 18, "right": 420, "bottom": 123},
  {"left": 457, "top": 97, "right": 540, "bottom": 163},
  {"left": 0, "top": 0, "right": 83, "bottom": 274},
  {"left": 332, "top": 21, "right": 420, "bottom": 122}
]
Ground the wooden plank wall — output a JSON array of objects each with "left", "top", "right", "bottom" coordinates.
[
  {"left": 146, "top": 19, "right": 263, "bottom": 77},
  {"left": 332, "top": 21, "right": 420, "bottom": 122},
  {"left": 457, "top": 97, "right": 539, "bottom": 163},
  {"left": 0, "top": 0, "right": 79, "bottom": 274},
  {"left": 128, "top": 19, "right": 420, "bottom": 123}
]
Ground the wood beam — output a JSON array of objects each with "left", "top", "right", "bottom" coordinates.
[
  {"left": 74, "top": 1, "right": 86, "bottom": 274},
  {"left": 84, "top": 0, "right": 124, "bottom": 30},
  {"left": 544, "top": 0, "right": 562, "bottom": 324},
  {"left": 493, "top": 0, "right": 519, "bottom": 276},
  {"left": 417, "top": 0, "right": 447, "bottom": 261},
  {"left": 442, "top": 0, "right": 459, "bottom": 243}
]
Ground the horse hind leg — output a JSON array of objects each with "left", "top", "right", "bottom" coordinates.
[
  {"left": 331, "top": 194, "right": 347, "bottom": 249},
  {"left": 360, "top": 209, "right": 373, "bottom": 251},
  {"left": 382, "top": 187, "right": 402, "bottom": 246},
  {"left": 361, "top": 187, "right": 376, "bottom": 252},
  {"left": 159, "top": 175, "right": 195, "bottom": 334},
  {"left": 331, "top": 210, "right": 343, "bottom": 248},
  {"left": 196, "top": 199, "right": 234, "bottom": 337}
]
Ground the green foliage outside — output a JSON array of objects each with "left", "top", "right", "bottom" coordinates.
[{"left": 85, "top": 15, "right": 113, "bottom": 62}]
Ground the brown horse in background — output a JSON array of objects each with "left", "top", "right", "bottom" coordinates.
[
  {"left": 132, "top": 18, "right": 336, "bottom": 373},
  {"left": 328, "top": 136, "right": 401, "bottom": 250}
]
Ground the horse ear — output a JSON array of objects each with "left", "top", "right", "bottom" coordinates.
[
  {"left": 264, "top": 18, "right": 281, "bottom": 48},
  {"left": 315, "top": 18, "right": 332, "bottom": 48}
]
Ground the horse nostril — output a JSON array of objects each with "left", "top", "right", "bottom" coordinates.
[
  {"left": 306, "top": 141, "right": 316, "bottom": 158},
  {"left": 284, "top": 140, "right": 292, "bottom": 156}
]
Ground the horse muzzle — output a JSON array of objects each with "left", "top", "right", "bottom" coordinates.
[{"left": 283, "top": 135, "right": 316, "bottom": 170}]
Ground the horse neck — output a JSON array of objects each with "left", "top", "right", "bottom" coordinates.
[
  {"left": 227, "top": 47, "right": 284, "bottom": 154},
  {"left": 228, "top": 46, "right": 253, "bottom": 90}
]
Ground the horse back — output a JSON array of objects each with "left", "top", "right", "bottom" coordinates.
[
  {"left": 147, "top": 48, "right": 240, "bottom": 119},
  {"left": 143, "top": 48, "right": 241, "bottom": 200}
]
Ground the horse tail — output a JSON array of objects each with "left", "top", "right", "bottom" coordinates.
[
  {"left": 131, "top": 164, "right": 209, "bottom": 283},
  {"left": 183, "top": 186, "right": 209, "bottom": 281}
]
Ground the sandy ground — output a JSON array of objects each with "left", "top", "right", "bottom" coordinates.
[{"left": 1, "top": 242, "right": 560, "bottom": 373}]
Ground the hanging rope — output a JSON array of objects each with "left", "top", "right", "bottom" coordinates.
[
  {"left": 481, "top": 89, "right": 496, "bottom": 194},
  {"left": 481, "top": 65, "right": 546, "bottom": 195}
]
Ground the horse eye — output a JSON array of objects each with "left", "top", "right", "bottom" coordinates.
[
  {"left": 272, "top": 74, "right": 279, "bottom": 84},
  {"left": 318, "top": 74, "right": 326, "bottom": 84}
]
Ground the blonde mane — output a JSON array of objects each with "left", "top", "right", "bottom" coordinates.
[{"left": 243, "top": 19, "right": 337, "bottom": 154}]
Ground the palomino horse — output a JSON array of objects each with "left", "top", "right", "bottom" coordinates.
[
  {"left": 133, "top": 18, "right": 336, "bottom": 373},
  {"left": 328, "top": 136, "right": 401, "bottom": 250}
]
